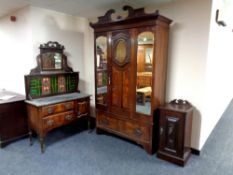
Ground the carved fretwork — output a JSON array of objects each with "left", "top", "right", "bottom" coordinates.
[
  {"left": 90, "top": 5, "right": 171, "bottom": 28},
  {"left": 112, "top": 31, "right": 131, "bottom": 67},
  {"left": 123, "top": 5, "right": 159, "bottom": 19},
  {"left": 97, "top": 9, "right": 115, "bottom": 24},
  {"left": 39, "top": 41, "right": 65, "bottom": 51},
  {"left": 165, "top": 116, "right": 179, "bottom": 153},
  {"left": 30, "top": 41, "right": 73, "bottom": 74},
  {"left": 169, "top": 99, "right": 191, "bottom": 106}
]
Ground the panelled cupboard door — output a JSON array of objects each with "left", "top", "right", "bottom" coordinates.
[
  {"left": 109, "top": 30, "right": 134, "bottom": 117},
  {"left": 159, "top": 110, "right": 185, "bottom": 157}
]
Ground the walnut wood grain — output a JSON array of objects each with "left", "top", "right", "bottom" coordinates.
[
  {"left": 91, "top": 6, "right": 172, "bottom": 154},
  {"left": 41, "top": 101, "right": 74, "bottom": 116},
  {"left": 26, "top": 97, "right": 90, "bottom": 153},
  {"left": 25, "top": 41, "right": 91, "bottom": 153}
]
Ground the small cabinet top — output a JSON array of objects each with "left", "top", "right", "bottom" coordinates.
[{"left": 159, "top": 99, "right": 193, "bottom": 113}]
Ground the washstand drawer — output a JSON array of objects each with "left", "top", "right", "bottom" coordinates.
[
  {"left": 97, "top": 112, "right": 150, "bottom": 142},
  {"left": 42, "top": 111, "right": 75, "bottom": 132},
  {"left": 42, "top": 101, "right": 74, "bottom": 116}
]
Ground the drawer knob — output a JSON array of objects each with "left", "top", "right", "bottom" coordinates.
[
  {"left": 47, "top": 107, "right": 54, "bottom": 114},
  {"left": 134, "top": 128, "right": 142, "bottom": 137},
  {"left": 65, "top": 115, "right": 73, "bottom": 121},
  {"left": 47, "top": 119, "right": 54, "bottom": 126}
]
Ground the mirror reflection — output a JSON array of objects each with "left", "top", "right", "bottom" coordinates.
[
  {"left": 96, "top": 36, "right": 108, "bottom": 105},
  {"left": 42, "top": 52, "right": 62, "bottom": 70},
  {"left": 136, "top": 32, "right": 154, "bottom": 115}
]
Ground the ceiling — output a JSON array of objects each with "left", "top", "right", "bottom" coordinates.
[{"left": 0, "top": 0, "right": 175, "bottom": 18}]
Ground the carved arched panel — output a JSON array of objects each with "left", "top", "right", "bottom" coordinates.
[{"left": 112, "top": 31, "right": 131, "bottom": 67}]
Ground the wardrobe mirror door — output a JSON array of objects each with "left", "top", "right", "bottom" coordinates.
[
  {"left": 96, "top": 36, "right": 108, "bottom": 106},
  {"left": 136, "top": 31, "right": 154, "bottom": 115}
]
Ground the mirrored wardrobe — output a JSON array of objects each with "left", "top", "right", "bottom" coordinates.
[{"left": 90, "top": 6, "right": 172, "bottom": 154}]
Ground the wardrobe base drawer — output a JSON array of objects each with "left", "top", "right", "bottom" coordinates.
[{"left": 97, "top": 111, "right": 150, "bottom": 142}]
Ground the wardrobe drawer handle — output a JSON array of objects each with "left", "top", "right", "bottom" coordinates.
[
  {"left": 47, "top": 119, "right": 54, "bottom": 126},
  {"left": 134, "top": 128, "right": 142, "bottom": 137}
]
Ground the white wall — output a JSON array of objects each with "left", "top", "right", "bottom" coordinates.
[
  {"left": 146, "top": 0, "right": 212, "bottom": 150},
  {"left": 82, "top": 21, "right": 95, "bottom": 114},
  {"left": 145, "top": 0, "right": 233, "bottom": 150},
  {"left": 0, "top": 6, "right": 32, "bottom": 94},
  {"left": 201, "top": 0, "right": 233, "bottom": 149}
]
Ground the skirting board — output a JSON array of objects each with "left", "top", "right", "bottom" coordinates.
[{"left": 191, "top": 148, "right": 200, "bottom": 155}]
